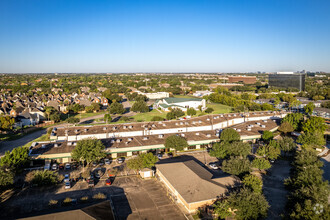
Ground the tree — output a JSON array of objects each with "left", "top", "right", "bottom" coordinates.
[
  {"left": 278, "top": 136, "right": 296, "bottom": 153},
  {"left": 151, "top": 116, "right": 164, "bottom": 121},
  {"left": 301, "top": 116, "right": 327, "bottom": 134},
  {"left": 278, "top": 121, "right": 294, "bottom": 134},
  {"left": 262, "top": 131, "right": 274, "bottom": 143},
  {"left": 227, "top": 188, "right": 269, "bottom": 220},
  {"left": 220, "top": 128, "right": 240, "bottom": 143},
  {"left": 252, "top": 158, "right": 271, "bottom": 170},
  {"left": 209, "top": 142, "right": 229, "bottom": 159},
  {"left": 140, "top": 153, "right": 159, "bottom": 168},
  {"left": 109, "top": 102, "right": 125, "bottom": 114},
  {"left": 242, "top": 174, "right": 263, "bottom": 193},
  {"left": 257, "top": 144, "right": 281, "bottom": 160},
  {"left": 104, "top": 114, "right": 112, "bottom": 124},
  {"left": 0, "top": 166, "right": 14, "bottom": 189},
  {"left": 304, "top": 102, "right": 315, "bottom": 115},
  {"left": 186, "top": 107, "right": 196, "bottom": 116},
  {"left": 50, "top": 111, "right": 61, "bottom": 122},
  {"left": 0, "top": 147, "right": 30, "bottom": 173},
  {"left": 297, "top": 131, "right": 326, "bottom": 149},
  {"left": 26, "top": 170, "right": 59, "bottom": 186},
  {"left": 228, "top": 141, "right": 251, "bottom": 158},
  {"left": 67, "top": 117, "right": 80, "bottom": 124},
  {"left": 45, "top": 106, "right": 56, "bottom": 121},
  {"left": 71, "top": 138, "right": 106, "bottom": 170},
  {"left": 91, "top": 103, "right": 101, "bottom": 112},
  {"left": 214, "top": 200, "right": 232, "bottom": 219},
  {"left": 204, "top": 107, "right": 214, "bottom": 113},
  {"left": 164, "top": 135, "right": 188, "bottom": 152},
  {"left": 0, "top": 116, "right": 15, "bottom": 131},
  {"left": 221, "top": 157, "right": 251, "bottom": 176},
  {"left": 131, "top": 101, "right": 149, "bottom": 113},
  {"left": 166, "top": 108, "right": 185, "bottom": 120},
  {"left": 127, "top": 157, "right": 144, "bottom": 171},
  {"left": 282, "top": 113, "right": 304, "bottom": 131}
]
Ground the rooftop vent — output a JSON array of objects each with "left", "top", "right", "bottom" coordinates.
[
  {"left": 237, "top": 129, "right": 241, "bottom": 132},
  {"left": 261, "top": 125, "right": 266, "bottom": 128},
  {"left": 263, "top": 120, "right": 268, "bottom": 122},
  {"left": 75, "top": 129, "right": 79, "bottom": 133},
  {"left": 207, "top": 118, "right": 210, "bottom": 121},
  {"left": 116, "top": 139, "right": 121, "bottom": 143},
  {"left": 158, "top": 134, "right": 164, "bottom": 138},
  {"left": 67, "top": 142, "right": 72, "bottom": 146},
  {"left": 180, "top": 122, "right": 184, "bottom": 125},
  {"left": 206, "top": 134, "right": 211, "bottom": 137},
  {"left": 247, "top": 128, "right": 251, "bottom": 131},
  {"left": 110, "top": 139, "right": 115, "bottom": 143},
  {"left": 256, "top": 122, "right": 261, "bottom": 125},
  {"left": 143, "top": 137, "right": 148, "bottom": 140},
  {"left": 73, "top": 142, "right": 77, "bottom": 146},
  {"left": 112, "top": 127, "right": 117, "bottom": 131},
  {"left": 198, "top": 120, "right": 202, "bottom": 124},
  {"left": 128, "top": 138, "right": 133, "bottom": 141},
  {"left": 128, "top": 125, "right": 133, "bottom": 129},
  {"left": 103, "top": 127, "right": 107, "bottom": 131},
  {"left": 181, "top": 134, "right": 185, "bottom": 137},
  {"left": 123, "top": 125, "right": 127, "bottom": 129},
  {"left": 233, "top": 114, "right": 236, "bottom": 116},
  {"left": 175, "top": 123, "right": 179, "bottom": 125},
  {"left": 196, "top": 132, "right": 199, "bottom": 135},
  {"left": 162, "top": 124, "right": 166, "bottom": 126},
  {"left": 54, "top": 144, "right": 59, "bottom": 147},
  {"left": 84, "top": 128, "right": 88, "bottom": 132},
  {"left": 152, "top": 124, "right": 156, "bottom": 127}
]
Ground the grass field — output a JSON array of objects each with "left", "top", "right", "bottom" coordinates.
[
  {"left": 73, "top": 111, "right": 105, "bottom": 119},
  {"left": 22, "top": 133, "right": 50, "bottom": 148},
  {"left": 206, "top": 103, "right": 232, "bottom": 114},
  {"left": 133, "top": 109, "right": 167, "bottom": 122}
]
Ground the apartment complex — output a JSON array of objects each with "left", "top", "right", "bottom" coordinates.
[{"left": 228, "top": 76, "right": 257, "bottom": 84}]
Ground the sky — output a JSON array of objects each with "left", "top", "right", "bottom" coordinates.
[{"left": 0, "top": 0, "right": 330, "bottom": 73}]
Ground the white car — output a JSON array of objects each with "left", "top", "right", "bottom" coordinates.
[
  {"left": 64, "top": 174, "right": 70, "bottom": 182},
  {"left": 104, "top": 158, "right": 111, "bottom": 165},
  {"left": 44, "top": 164, "right": 51, "bottom": 170},
  {"left": 209, "top": 163, "right": 219, "bottom": 170},
  {"left": 52, "top": 163, "right": 58, "bottom": 170},
  {"left": 65, "top": 182, "right": 71, "bottom": 189},
  {"left": 65, "top": 163, "right": 71, "bottom": 170}
]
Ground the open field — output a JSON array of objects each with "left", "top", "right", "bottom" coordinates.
[
  {"left": 132, "top": 109, "right": 167, "bottom": 122},
  {"left": 73, "top": 111, "right": 105, "bottom": 119},
  {"left": 206, "top": 103, "right": 232, "bottom": 114}
]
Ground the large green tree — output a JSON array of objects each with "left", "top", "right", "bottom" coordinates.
[
  {"left": 186, "top": 107, "right": 197, "bottom": 116},
  {"left": 139, "top": 152, "right": 159, "bottom": 168},
  {"left": 104, "top": 113, "right": 112, "bottom": 124},
  {"left": 221, "top": 157, "right": 251, "bottom": 176},
  {"left": 278, "top": 121, "right": 294, "bottom": 134},
  {"left": 164, "top": 135, "right": 188, "bottom": 152},
  {"left": 0, "top": 147, "right": 30, "bottom": 172},
  {"left": 71, "top": 138, "right": 106, "bottom": 169},
  {"left": 252, "top": 158, "right": 271, "bottom": 170},
  {"left": 301, "top": 116, "right": 327, "bottom": 134},
  {"left": 282, "top": 113, "right": 304, "bottom": 131},
  {"left": 227, "top": 188, "right": 269, "bottom": 220},
  {"left": 109, "top": 102, "right": 125, "bottom": 114},
  {"left": 131, "top": 100, "right": 149, "bottom": 113},
  {"left": 0, "top": 166, "right": 14, "bottom": 189},
  {"left": 297, "top": 131, "right": 326, "bottom": 149},
  {"left": 242, "top": 174, "right": 263, "bottom": 194},
  {"left": 257, "top": 144, "right": 281, "bottom": 160},
  {"left": 304, "top": 102, "right": 315, "bottom": 115},
  {"left": 220, "top": 128, "right": 240, "bottom": 143}
]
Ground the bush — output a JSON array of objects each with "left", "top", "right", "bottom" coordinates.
[
  {"left": 93, "top": 193, "right": 106, "bottom": 200},
  {"left": 49, "top": 199, "right": 58, "bottom": 206},
  {"left": 205, "top": 107, "right": 214, "bottom": 113},
  {"left": 63, "top": 197, "right": 72, "bottom": 205},
  {"left": 151, "top": 116, "right": 165, "bottom": 121},
  {"left": 80, "top": 196, "right": 89, "bottom": 203},
  {"left": 26, "top": 170, "right": 59, "bottom": 186}
]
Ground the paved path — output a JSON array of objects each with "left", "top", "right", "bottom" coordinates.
[{"left": 263, "top": 160, "right": 291, "bottom": 220}]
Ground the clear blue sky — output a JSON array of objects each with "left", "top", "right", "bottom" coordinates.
[{"left": 1, "top": 0, "right": 330, "bottom": 73}]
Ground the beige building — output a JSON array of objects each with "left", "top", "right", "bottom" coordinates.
[{"left": 156, "top": 160, "right": 239, "bottom": 213}]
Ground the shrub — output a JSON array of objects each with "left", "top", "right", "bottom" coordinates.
[
  {"left": 49, "top": 199, "right": 58, "bottom": 206},
  {"left": 80, "top": 196, "right": 89, "bottom": 203},
  {"left": 26, "top": 170, "right": 59, "bottom": 186},
  {"left": 205, "top": 107, "right": 214, "bottom": 113},
  {"left": 63, "top": 197, "right": 72, "bottom": 204},
  {"left": 93, "top": 192, "right": 106, "bottom": 200},
  {"left": 151, "top": 116, "right": 165, "bottom": 121}
]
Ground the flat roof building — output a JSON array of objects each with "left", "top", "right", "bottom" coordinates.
[
  {"left": 156, "top": 160, "right": 239, "bottom": 213},
  {"left": 269, "top": 73, "right": 306, "bottom": 91},
  {"left": 228, "top": 76, "right": 257, "bottom": 84}
]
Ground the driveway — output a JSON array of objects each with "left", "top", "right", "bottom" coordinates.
[{"left": 263, "top": 160, "right": 291, "bottom": 220}]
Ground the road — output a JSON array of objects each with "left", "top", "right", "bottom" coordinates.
[{"left": 0, "top": 114, "right": 105, "bottom": 156}]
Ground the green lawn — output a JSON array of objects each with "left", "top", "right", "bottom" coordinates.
[
  {"left": 73, "top": 111, "right": 105, "bottom": 119},
  {"left": 207, "top": 103, "right": 233, "bottom": 114},
  {"left": 133, "top": 109, "right": 167, "bottom": 122},
  {"left": 22, "top": 133, "right": 50, "bottom": 148}
]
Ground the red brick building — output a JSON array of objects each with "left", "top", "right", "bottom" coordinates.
[{"left": 228, "top": 76, "right": 256, "bottom": 84}]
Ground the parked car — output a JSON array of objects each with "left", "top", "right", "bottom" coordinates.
[
  {"left": 117, "top": 157, "right": 125, "bottom": 164},
  {"left": 59, "top": 164, "right": 65, "bottom": 170},
  {"left": 44, "top": 164, "right": 51, "bottom": 170},
  {"left": 64, "top": 174, "right": 70, "bottom": 182},
  {"left": 92, "top": 161, "right": 98, "bottom": 167},
  {"left": 65, "top": 163, "right": 71, "bottom": 170},
  {"left": 65, "top": 181, "right": 71, "bottom": 189},
  {"left": 105, "top": 178, "right": 112, "bottom": 186},
  {"left": 209, "top": 162, "right": 219, "bottom": 170},
  {"left": 99, "top": 160, "right": 104, "bottom": 166},
  {"left": 104, "top": 158, "right": 111, "bottom": 165},
  {"left": 52, "top": 163, "right": 58, "bottom": 170},
  {"left": 167, "top": 153, "right": 173, "bottom": 158},
  {"left": 87, "top": 178, "right": 94, "bottom": 187},
  {"left": 157, "top": 154, "right": 163, "bottom": 159}
]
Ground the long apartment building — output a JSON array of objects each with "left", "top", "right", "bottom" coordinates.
[{"left": 29, "top": 111, "right": 286, "bottom": 163}]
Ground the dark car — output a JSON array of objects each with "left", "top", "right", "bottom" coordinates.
[
  {"left": 87, "top": 178, "right": 94, "bottom": 187},
  {"left": 117, "top": 157, "right": 125, "bottom": 164},
  {"left": 59, "top": 164, "right": 64, "bottom": 170}
]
